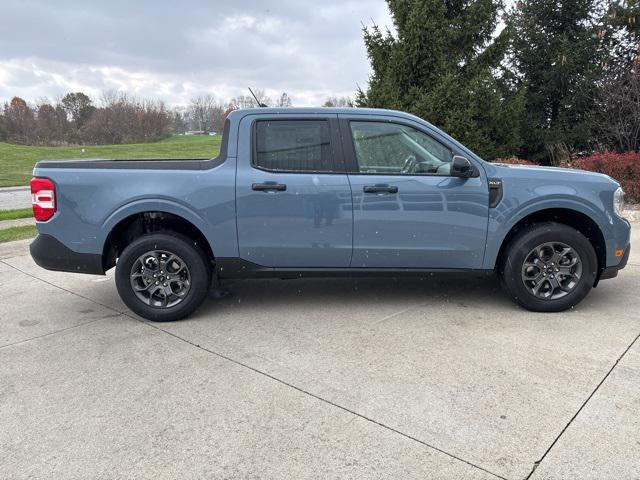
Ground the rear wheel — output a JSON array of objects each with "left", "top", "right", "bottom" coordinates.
[
  {"left": 115, "top": 232, "right": 211, "bottom": 321},
  {"left": 500, "top": 222, "right": 597, "bottom": 312}
]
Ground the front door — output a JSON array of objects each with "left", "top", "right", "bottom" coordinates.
[
  {"left": 340, "top": 116, "right": 489, "bottom": 269},
  {"left": 236, "top": 115, "right": 352, "bottom": 267}
]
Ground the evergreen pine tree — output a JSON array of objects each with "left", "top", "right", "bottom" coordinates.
[
  {"left": 506, "top": 0, "right": 610, "bottom": 162},
  {"left": 358, "top": 0, "right": 523, "bottom": 160}
]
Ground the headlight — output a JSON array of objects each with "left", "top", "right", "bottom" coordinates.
[{"left": 613, "top": 187, "right": 625, "bottom": 218}]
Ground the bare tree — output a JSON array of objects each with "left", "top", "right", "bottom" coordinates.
[
  {"left": 231, "top": 89, "right": 272, "bottom": 109},
  {"left": 323, "top": 96, "right": 354, "bottom": 108},
  {"left": 275, "top": 92, "right": 292, "bottom": 107},
  {"left": 594, "top": 67, "right": 640, "bottom": 152},
  {"left": 35, "top": 103, "right": 58, "bottom": 144},
  {"left": 188, "top": 95, "right": 224, "bottom": 133},
  {"left": 0, "top": 108, "right": 7, "bottom": 141},
  {"left": 229, "top": 95, "right": 255, "bottom": 109},
  {"left": 252, "top": 89, "right": 272, "bottom": 107},
  {"left": 171, "top": 106, "right": 188, "bottom": 134}
]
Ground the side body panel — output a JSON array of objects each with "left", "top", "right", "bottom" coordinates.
[
  {"left": 32, "top": 158, "right": 238, "bottom": 258},
  {"left": 339, "top": 114, "right": 489, "bottom": 269},
  {"left": 234, "top": 113, "right": 353, "bottom": 267}
]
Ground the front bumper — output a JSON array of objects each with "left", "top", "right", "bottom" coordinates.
[
  {"left": 30, "top": 234, "right": 104, "bottom": 275},
  {"left": 600, "top": 244, "right": 630, "bottom": 281}
]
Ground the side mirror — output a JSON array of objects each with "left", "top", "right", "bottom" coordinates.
[{"left": 450, "top": 155, "right": 474, "bottom": 178}]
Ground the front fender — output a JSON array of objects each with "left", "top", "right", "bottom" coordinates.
[{"left": 483, "top": 195, "right": 612, "bottom": 269}]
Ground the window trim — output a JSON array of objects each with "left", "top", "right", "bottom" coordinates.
[
  {"left": 340, "top": 118, "right": 463, "bottom": 177},
  {"left": 250, "top": 118, "right": 345, "bottom": 175}
]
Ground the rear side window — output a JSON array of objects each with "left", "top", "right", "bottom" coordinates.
[{"left": 254, "top": 120, "right": 333, "bottom": 172}]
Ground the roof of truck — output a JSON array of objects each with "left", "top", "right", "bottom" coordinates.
[{"left": 227, "top": 107, "right": 422, "bottom": 120}]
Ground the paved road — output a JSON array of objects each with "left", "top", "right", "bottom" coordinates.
[
  {"left": 0, "top": 227, "right": 638, "bottom": 479},
  {"left": 0, "top": 218, "right": 34, "bottom": 229},
  {"left": 0, "top": 186, "right": 31, "bottom": 211}
]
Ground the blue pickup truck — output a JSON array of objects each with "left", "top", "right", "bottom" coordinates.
[{"left": 30, "top": 108, "right": 631, "bottom": 321}]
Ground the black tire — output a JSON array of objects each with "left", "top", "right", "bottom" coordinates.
[
  {"left": 115, "top": 232, "right": 211, "bottom": 321},
  {"left": 500, "top": 222, "right": 597, "bottom": 312}
]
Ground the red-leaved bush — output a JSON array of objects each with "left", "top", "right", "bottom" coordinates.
[
  {"left": 492, "top": 152, "right": 639, "bottom": 203},
  {"left": 573, "top": 151, "right": 640, "bottom": 204}
]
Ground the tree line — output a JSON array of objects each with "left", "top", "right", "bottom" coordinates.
[
  {"left": 0, "top": 87, "right": 354, "bottom": 146},
  {"left": 358, "top": 0, "right": 639, "bottom": 163},
  {"left": 0, "top": 92, "right": 173, "bottom": 145},
  {"left": 170, "top": 92, "right": 353, "bottom": 135}
]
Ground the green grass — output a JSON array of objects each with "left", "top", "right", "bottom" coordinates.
[
  {"left": 0, "top": 135, "right": 222, "bottom": 187},
  {"left": 0, "top": 225, "right": 37, "bottom": 243},
  {"left": 0, "top": 208, "right": 33, "bottom": 220}
]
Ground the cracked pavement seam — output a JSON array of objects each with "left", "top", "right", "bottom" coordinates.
[{"left": 523, "top": 329, "right": 640, "bottom": 480}]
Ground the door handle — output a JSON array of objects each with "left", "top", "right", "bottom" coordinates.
[
  {"left": 252, "top": 182, "right": 287, "bottom": 192},
  {"left": 363, "top": 184, "right": 398, "bottom": 194}
]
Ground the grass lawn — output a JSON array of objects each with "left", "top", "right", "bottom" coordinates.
[
  {"left": 0, "top": 208, "right": 33, "bottom": 220},
  {"left": 0, "top": 225, "right": 37, "bottom": 243},
  {"left": 0, "top": 135, "right": 222, "bottom": 187}
]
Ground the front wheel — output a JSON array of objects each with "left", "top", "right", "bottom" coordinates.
[
  {"left": 115, "top": 232, "right": 211, "bottom": 321},
  {"left": 500, "top": 222, "right": 598, "bottom": 312}
]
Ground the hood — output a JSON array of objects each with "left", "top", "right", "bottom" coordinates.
[{"left": 490, "top": 163, "right": 617, "bottom": 185}]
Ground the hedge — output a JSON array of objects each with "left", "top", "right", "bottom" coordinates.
[{"left": 493, "top": 152, "right": 639, "bottom": 203}]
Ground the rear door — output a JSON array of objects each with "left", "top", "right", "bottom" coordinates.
[
  {"left": 236, "top": 114, "right": 353, "bottom": 267},
  {"left": 340, "top": 114, "right": 489, "bottom": 269}
]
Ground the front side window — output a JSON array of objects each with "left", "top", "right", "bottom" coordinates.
[
  {"left": 350, "top": 121, "right": 453, "bottom": 175},
  {"left": 254, "top": 120, "right": 333, "bottom": 172}
]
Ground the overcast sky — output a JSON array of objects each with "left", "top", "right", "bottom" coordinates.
[{"left": 0, "top": 0, "right": 394, "bottom": 107}]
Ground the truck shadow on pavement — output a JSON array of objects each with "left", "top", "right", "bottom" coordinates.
[{"left": 196, "top": 273, "right": 516, "bottom": 317}]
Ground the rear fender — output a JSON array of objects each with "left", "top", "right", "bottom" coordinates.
[{"left": 99, "top": 199, "right": 213, "bottom": 254}]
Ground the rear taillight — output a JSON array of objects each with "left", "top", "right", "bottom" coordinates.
[{"left": 31, "top": 177, "right": 56, "bottom": 222}]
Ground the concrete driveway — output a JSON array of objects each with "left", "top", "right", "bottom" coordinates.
[{"left": 1, "top": 226, "right": 638, "bottom": 480}]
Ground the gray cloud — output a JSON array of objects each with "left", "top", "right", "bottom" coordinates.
[{"left": 0, "top": 0, "right": 392, "bottom": 106}]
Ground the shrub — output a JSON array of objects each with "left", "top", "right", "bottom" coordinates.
[
  {"left": 491, "top": 152, "right": 639, "bottom": 203},
  {"left": 573, "top": 151, "right": 640, "bottom": 203}
]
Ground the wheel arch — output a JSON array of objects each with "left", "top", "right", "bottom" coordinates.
[
  {"left": 102, "top": 210, "right": 215, "bottom": 272},
  {"left": 494, "top": 207, "right": 607, "bottom": 280}
]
